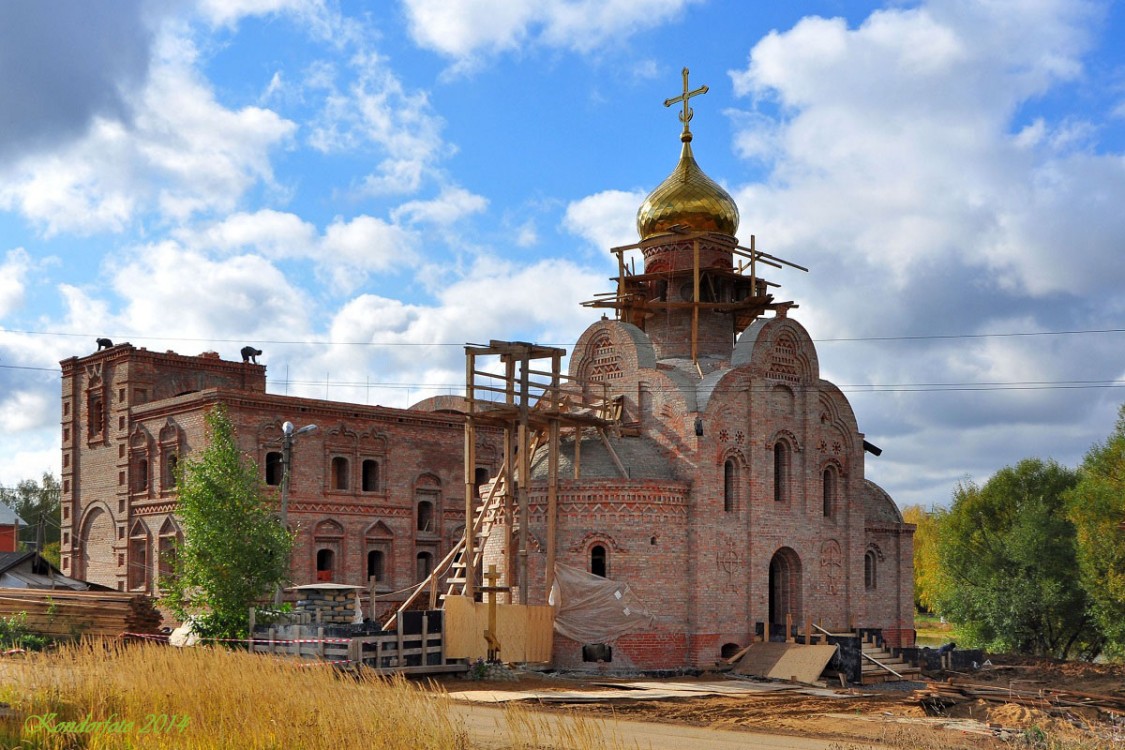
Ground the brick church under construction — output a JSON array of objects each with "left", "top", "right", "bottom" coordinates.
[{"left": 59, "top": 73, "right": 914, "bottom": 669}]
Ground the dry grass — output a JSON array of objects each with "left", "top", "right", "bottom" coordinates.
[{"left": 0, "top": 642, "right": 468, "bottom": 750}]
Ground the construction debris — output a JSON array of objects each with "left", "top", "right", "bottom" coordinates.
[
  {"left": 0, "top": 588, "right": 162, "bottom": 638},
  {"left": 913, "top": 680, "right": 1125, "bottom": 721}
]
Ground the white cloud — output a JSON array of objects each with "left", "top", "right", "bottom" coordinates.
[
  {"left": 515, "top": 220, "right": 538, "bottom": 247},
  {"left": 564, "top": 189, "right": 645, "bottom": 250},
  {"left": 320, "top": 215, "right": 419, "bottom": 291},
  {"left": 0, "top": 249, "right": 32, "bottom": 318},
  {"left": 728, "top": 0, "right": 1124, "bottom": 297},
  {"left": 0, "top": 25, "right": 295, "bottom": 236},
  {"left": 392, "top": 186, "right": 488, "bottom": 225},
  {"left": 173, "top": 209, "right": 418, "bottom": 293},
  {"left": 307, "top": 52, "right": 449, "bottom": 196},
  {"left": 563, "top": 189, "right": 646, "bottom": 270},
  {"left": 402, "top": 0, "right": 701, "bottom": 63},
  {"left": 723, "top": 0, "right": 1124, "bottom": 507},
  {"left": 106, "top": 241, "right": 314, "bottom": 345},
  {"left": 181, "top": 209, "right": 318, "bottom": 258}
]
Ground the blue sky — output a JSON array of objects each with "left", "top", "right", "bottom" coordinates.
[{"left": 1, "top": 0, "right": 1124, "bottom": 508}]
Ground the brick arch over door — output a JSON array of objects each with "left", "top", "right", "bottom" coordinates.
[
  {"left": 80, "top": 505, "right": 116, "bottom": 588},
  {"left": 768, "top": 546, "right": 803, "bottom": 631}
]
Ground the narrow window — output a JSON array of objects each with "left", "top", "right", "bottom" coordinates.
[
  {"left": 316, "top": 549, "right": 335, "bottom": 582},
  {"left": 774, "top": 442, "right": 789, "bottom": 502},
  {"left": 331, "top": 456, "right": 349, "bottom": 490},
  {"left": 265, "top": 451, "right": 283, "bottom": 486},
  {"left": 416, "top": 551, "right": 434, "bottom": 581},
  {"left": 159, "top": 535, "right": 177, "bottom": 580},
  {"left": 723, "top": 459, "right": 737, "bottom": 512},
  {"left": 89, "top": 398, "right": 104, "bottom": 438},
  {"left": 367, "top": 550, "right": 385, "bottom": 582},
  {"left": 823, "top": 467, "right": 836, "bottom": 517},
  {"left": 864, "top": 550, "right": 877, "bottom": 590},
  {"left": 590, "top": 544, "right": 607, "bottom": 578},
  {"left": 417, "top": 500, "right": 434, "bottom": 533},
  {"left": 362, "top": 459, "right": 379, "bottom": 492},
  {"left": 134, "top": 459, "right": 149, "bottom": 493},
  {"left": 128, "top": 537, "right": 147, "bottom": 590},
  {"left": 166, "top": 454, "right": 178, "bottom": 488}
]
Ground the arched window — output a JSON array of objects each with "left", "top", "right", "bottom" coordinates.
[
  {"left": 474, "top": 467, "right": 491, "bottom": 496},
  {"left": 417, "top": 500, "right": 434, "bottom": 533},
  {"left": 158, "top": 520, "right": 180, "bottom": 582},
  {"left": 361, "top": 459, "right": 379, "bottom": 492},
  {"left": 331, "top": 456, "right": 349, "bottom": 490},
  {"left": 316, "top": 548, "right": 335, "bottom": 582},
  {"left": 590, "top": 545, "right": 607, "bottom": 578},
  {"left": 723, "top": 459, "right": 737, "bottom": 512},
  {"left": 416, "top": 551, "right": 434, "bottom": 581},
  {"left": 864, "top": 549, "right": 877, "bottom": 590},
  {"left": 823, "top": 467, "right": 836, "bottom": 518},
  {"left": 367, "top": 549, "right": 385, "bottom": 582},
  {"left": 128, "top": 521, "right": 149, "bottom": 591},
  {"left": 265, "top": 451, "right": 283, "bottom": 486},
  {"left": 774, "top": 441, "right": 790, "bottom": 502}
]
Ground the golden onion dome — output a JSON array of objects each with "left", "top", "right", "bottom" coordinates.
[{"left": 636, "top": 135, "right": 740, "bottom": 240}]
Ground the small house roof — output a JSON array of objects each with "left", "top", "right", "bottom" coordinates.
[
  {"left": 0, "top": 502, "right": 25, "bottom": 526},
  {"left": 288, "top": 583, "right": 364, "bottom": 591}
]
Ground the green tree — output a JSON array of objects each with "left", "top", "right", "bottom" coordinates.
[
  {"left": 161, "top": 406, "right": 291, "bottom": 641},
  {"left": 935, "top": 458, "right": 1101, "bottom": 659},
  {"left": 902, "top": 504, "right": 945, "bottom": 612},
  {"left": 1067, "top": 404, "right": 1125, "bottom": 650},
  {"left": 0, "top": 472, "right": 61, "bottom": 562}
]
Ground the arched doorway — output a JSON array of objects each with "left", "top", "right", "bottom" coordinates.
[{"left": 768, "top": 547, "right": 802, "bottom": 635}]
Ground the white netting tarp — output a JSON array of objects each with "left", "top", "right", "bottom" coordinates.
[{"left": 549, "top": 562, "right": 657, "bottom": 643}]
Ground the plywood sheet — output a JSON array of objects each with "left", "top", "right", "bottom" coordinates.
[
  {"left": 443, "top": 596, "right": 554, "bottom": 663},
  {"left": 731, "top": 643, "right": 838, "bottom": 684}
]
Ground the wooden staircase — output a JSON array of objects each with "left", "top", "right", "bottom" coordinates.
[{"left": 859, "top": 634, "right": 922, "bottom": 685}]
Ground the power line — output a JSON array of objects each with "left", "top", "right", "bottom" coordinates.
[
  {"left": 3, "top": 361, "right": 1124, "bottom": 393},
  {"left": 2, "top": 325, "right": 1124, "bottom": 348}
]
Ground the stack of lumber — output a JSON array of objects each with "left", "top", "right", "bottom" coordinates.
[
  {"left": 0, "top": 588, "right": 162, "bottom": 638},
  {"left": 913, "top": 680, "right": 1125, "bottom": 719}
]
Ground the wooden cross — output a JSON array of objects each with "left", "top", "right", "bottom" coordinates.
[{"left": 663, "top": 67, "right": 708, "bottom": 134}]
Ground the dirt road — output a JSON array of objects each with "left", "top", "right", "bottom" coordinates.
[{"left": 449, "top": 703, "right": 885, "bottom": 750}]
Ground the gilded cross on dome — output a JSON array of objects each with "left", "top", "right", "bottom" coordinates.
[{"left": 663, "top": 67, "right": 708, "bottom": 141}]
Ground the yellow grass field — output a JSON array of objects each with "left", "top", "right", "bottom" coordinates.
[{"left": 0, "top": 642, "right": 471, "bottom": 749}]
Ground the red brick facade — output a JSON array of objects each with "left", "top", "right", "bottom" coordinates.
[{"left": 59, "top": 345, "right": 501, "bottom": 619}]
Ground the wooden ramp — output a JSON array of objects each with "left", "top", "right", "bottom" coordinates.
[{"left": 731, "top": 642, "right": 837, "bottom": 684}]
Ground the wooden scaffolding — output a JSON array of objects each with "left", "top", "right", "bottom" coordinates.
[
  {"left": 384, "top": 340, "right": 620, "bottom": 629},
  {"left": 581, "top": 229, "right": 807, "bottom": 364}
]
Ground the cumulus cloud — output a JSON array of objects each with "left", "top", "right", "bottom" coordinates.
[
  {"left": 724, "top": 0, "right": 1125, "bottom": 505},
  {"left": 104, "top": 241, "right": 314, "bottom": 348},
  {"left": 0, "top": 26, "right": 295, "bottom": 236},
  {"left": 177, "top": 209, "right": 420, "bottom": 293},
  {"left": 402, "top": 0, "right": 701, "bottom": 64}
]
